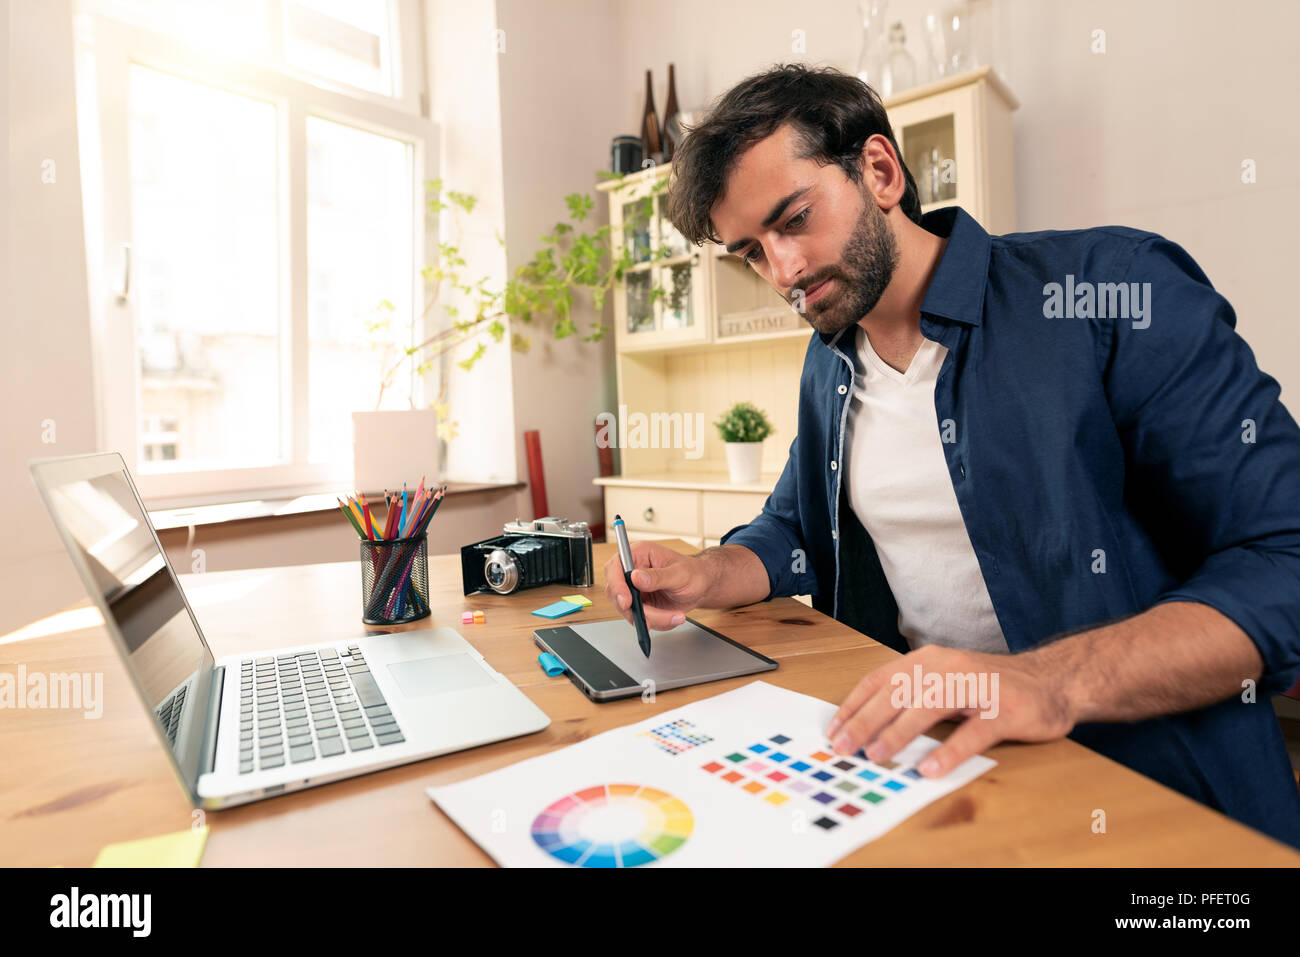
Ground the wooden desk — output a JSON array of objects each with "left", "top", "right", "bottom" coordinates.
[{"left": 2, "top": 540, "right": 1296, "bottom": 866}]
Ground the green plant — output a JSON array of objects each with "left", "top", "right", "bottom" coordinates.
[
  {"left": 714, "top": 402, "right": 775, "bottom": 443},
  {"left": 368, "top": 172, "right": 676, "bottom": 440}
]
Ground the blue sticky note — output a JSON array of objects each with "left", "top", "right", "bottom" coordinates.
[
  {"left": 538, "top": 652, "right": 567, "bottom": 677},
  {"left": 532, "top": 600, "right": 582, "bottom": 619}
]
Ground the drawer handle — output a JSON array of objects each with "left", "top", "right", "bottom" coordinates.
[{"left": 643, "top": 507, "right": 655, "bottom": 523}]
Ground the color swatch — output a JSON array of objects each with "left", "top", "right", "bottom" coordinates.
[
  {"left": 530, "top": 783, "right": 693, "bottom": 868},
  {"left": 637, "top": 718, "right": 714, "bottom": 756},
  {"left": 701, "top": 731, "right": 918, "bottom": 831}
]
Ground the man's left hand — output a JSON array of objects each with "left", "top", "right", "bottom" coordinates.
[{"left": 825, "top": 644, "right": 1076, "bottom": 777}]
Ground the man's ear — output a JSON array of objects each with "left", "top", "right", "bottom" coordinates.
[{"left": 859, "top": 134, "right": 906, "bottom": 211}]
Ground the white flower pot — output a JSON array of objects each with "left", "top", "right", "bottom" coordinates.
[
  {"left": 724, "top": 441, "right": 763, "bottom": 485},
  {"left": 352, "top": 409, "right": 440, "bottom": 494}
]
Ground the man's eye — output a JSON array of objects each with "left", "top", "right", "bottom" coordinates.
[
  {"left": 787, "top": 209, "right": 808, "bottom": 228},
  {"left": 743, "top": 247, "right": 762, "bottom": 265}
]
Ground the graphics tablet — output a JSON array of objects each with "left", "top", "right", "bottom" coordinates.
[{"left": 533, "top": 617, "right": 777, "bottom": 701}]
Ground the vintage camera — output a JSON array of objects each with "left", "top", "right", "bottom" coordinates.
[{"left": 461, "top": 517, "right": 594, "bottom": 596}]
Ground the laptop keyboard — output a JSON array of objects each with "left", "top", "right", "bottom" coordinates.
[
  {"left": 236, "top": 644, "right": 405, "bottom": 774},
  {"left": 156, "top": 684, "right": 188, "bottom": 747}
]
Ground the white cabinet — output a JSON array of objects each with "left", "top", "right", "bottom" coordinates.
[
  {"left": 885, "top": 66, "right": 1019, "bottom": 234},
  {"left": 598, "top": 477, "right": 768, "bottom": 554}
]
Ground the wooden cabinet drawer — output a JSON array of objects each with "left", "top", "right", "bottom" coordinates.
[
  {"left": 605, "top": 487, "right": 701, "bottom": 534},
  {"left": 701, "top": 491, "right": 769, "bottom": 538},
  {"left": 626, "top": 530, "right": 704, "bottom": 550}
]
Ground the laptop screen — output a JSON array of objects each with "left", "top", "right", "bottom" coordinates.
[{"left": 31, "top": 455, "right": 213, "bottom": 796}]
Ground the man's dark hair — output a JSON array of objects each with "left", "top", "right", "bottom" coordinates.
[{"left": 666, "top": 63, "right": 922, "bottom": 247}]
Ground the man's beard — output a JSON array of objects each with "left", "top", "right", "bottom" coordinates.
[{"left": 794, "top": 189, "right": 899, "bottom": 336}]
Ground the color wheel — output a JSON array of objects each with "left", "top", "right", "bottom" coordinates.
[{"left": 530, "top": 783, "right": 693, "bottom": 867}]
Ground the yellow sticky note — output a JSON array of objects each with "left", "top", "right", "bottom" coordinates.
[
  {"left": 94, "top": 826, "right": 209, "bottom": 868},
  {"left": 561, "top": 594, "right": 593, "bottom": 606}
]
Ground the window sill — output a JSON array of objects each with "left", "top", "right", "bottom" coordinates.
[{"left": 148, "top": 481, "right": 525, "bottom": 531}]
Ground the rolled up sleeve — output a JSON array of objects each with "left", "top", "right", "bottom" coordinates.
[
  {"left": 1105, "top": 236, "right": 1300, "bottom": 694},
  {"left": 720, "top": 435, "right": 820, "bottom": 600}
]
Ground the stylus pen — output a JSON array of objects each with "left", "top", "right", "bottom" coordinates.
[{"left": 613, "top": 515, "right": 652, "bottom": 658}]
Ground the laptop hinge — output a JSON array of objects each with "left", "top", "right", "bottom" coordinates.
[{"left": 199, "top": 665, "right": 225, "bottom": 777}]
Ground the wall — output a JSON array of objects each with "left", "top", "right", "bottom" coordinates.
[
  {"left": 426, "top": 0, "right": 518, "bottom": 491},
  {"left": 1, "top": 0, "right": 102, "bottom": 637},
  {"left": 1002, "top": 0, "right": 1300, "bottom": 402},
  {"left": 494, "top": 0, "right": 622, "bottom": 530}
]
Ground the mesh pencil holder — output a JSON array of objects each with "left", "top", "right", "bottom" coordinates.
[{"left": 360, "top": 533, "right": 431, "bottom": 625}]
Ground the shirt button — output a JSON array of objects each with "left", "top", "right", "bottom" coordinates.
[
  {"left": 837, "top": 384, "right": 847, "bottom": 395},
  {"left": 830, "top": 460, "right": 838, "bottom": 471}
]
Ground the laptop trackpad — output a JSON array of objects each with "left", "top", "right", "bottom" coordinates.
[{"left": 387, "top": 654, "right": 495, "bottom": 697}]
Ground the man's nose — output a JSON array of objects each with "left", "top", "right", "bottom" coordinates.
[{"left": 767, "top": 238, "right": 806, "bottom": 294}]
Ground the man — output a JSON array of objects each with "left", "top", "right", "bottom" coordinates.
[{"left": 601, "top": 64, "right": 1300, "bottom": 849}]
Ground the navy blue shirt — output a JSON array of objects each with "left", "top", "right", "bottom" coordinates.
[{"left": 722, "top": 206, "right": 1300, "bottom": 849}]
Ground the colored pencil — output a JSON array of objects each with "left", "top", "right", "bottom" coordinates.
[
  {"left": 345, "top": 495, "right": 365, "bottom": 530},
  {"left": 357, "top": 492, "right": 377, "bottom": 540},
  {"left": 381, "top": 490, "right": 397, "bottom": 540},
  {"left": 406, "top": 476, "right": 427, "bottom": 538},
  {"left": 336, "top": 498, "right": 365, "bottom": 538}
]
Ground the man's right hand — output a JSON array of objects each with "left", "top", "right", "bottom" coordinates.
[{"left": 602, "top": 540, "right": 712, "bottom": 630}]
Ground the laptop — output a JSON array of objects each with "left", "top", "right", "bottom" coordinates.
[{"left": 28, "top": 452, "right": 551, "bottom": 809}]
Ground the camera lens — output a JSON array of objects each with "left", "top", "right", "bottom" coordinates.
[{"left": 484, "top": 549, "right": 520, "bottom": 594}]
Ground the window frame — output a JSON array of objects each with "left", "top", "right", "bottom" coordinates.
[{"left": 79, "top": 2, "right": 437, "bottom": 503}]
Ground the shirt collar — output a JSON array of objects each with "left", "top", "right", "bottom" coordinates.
[
  {"left": 818, "top": 205, "right": 991, "bottom": 351},
  {"left": 917, "top": 206, "right": 990, "bottom": 327}
]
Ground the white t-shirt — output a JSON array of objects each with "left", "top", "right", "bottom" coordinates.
[{"left": 843, "top": 326, "right": 1009, "bottom": 654}]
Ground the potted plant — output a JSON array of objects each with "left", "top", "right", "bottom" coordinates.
[
  {"left": 355, "top": 174, "right": 663, "bottom": 489},
  {"left": 715, "top": 401, "right": 774, "bottom": 484}
]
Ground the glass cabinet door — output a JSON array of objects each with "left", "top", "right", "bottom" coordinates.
[
  {"left": 657, "top": 194, "right": 691, "bottom": 258},
  {"left": 625, "top": 270, "right": 654, "bottom": 334},
  {"left": 614, "top": 172, "right": 709, "bottom": 350},
  {"left": 623, "top": 197, "right": 653, "bottom": 264}
]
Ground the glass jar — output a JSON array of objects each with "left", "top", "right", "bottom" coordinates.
[{"left": 880, "top": 22, "right": 916, "bottom": 98}]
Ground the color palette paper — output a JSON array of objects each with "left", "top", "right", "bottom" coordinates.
[
  {"left": 560, "top": 595, "right": 593, "bottom": 606},
  {"left": 427, "top": 681, "right": 995, "bottom": 867}
]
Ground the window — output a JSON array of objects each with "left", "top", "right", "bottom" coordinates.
[{"left": 76, "top": 0, "right": 433, "bottom": 502}]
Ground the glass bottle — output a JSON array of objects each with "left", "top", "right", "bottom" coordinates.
[
  {"left": 854, "top": 0, "right": 890, "bottom": 90},
  {"left": 640, "top": 69, "right": 662, "bottom": 166},
  {"left": 662, "top": 64, "right": 680, "bottom": 163},
  {"left": 880, "top": 22, "right": 916, "bottom": 98}
]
